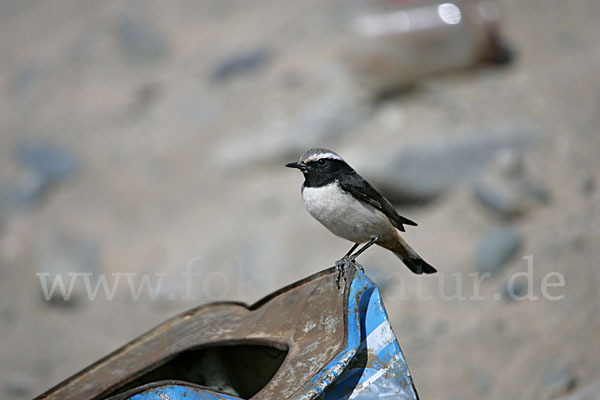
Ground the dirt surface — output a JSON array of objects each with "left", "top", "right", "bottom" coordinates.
[{"left": 0, "top": 1, "right": 599, "bottom": 399}]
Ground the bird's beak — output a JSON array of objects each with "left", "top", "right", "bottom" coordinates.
[{"left": 285, "top": 161, "right": 307, "bottom": 172}]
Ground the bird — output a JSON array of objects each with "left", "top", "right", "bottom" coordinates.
[{"left": 286, "top": 148, "right": 437, "bottom": 282}]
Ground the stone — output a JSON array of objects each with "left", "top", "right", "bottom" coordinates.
[
  {"left": 15, "top": 141, "right": 78, "bottom": 205},
  {"left": 211, "top": 48, "right": 272, "bottom": 81},
  {"left": 542, "top": 367, "right": 577, "bottom": 398},
  {"left": 576, "top": 172, "right": 595, "bottom": 195},
  {"left": 469, "top": 367, "right": 493, "bottom": 395},
  {"left": 17, "top": 141, "right": 77, "bottom": 182},
  {"left": 354, "top": 130, "right": 540, "bottom": 204},
  {"left": 473, "top": 177, "right": 523, "bottom": 219},
  {"left": 472, "top": 150, "right": 550, "bottom": 219},
  {"left": 115, "top": 15, "right": 169, "bottom": 63},
  {"left": 3, "top": 373, "right": 32, "bottom": 397},
  {"left": 557, "top": 379, "right": 600, "bottom": 400},
  {"left": 525, "top": 180, "right": 551, "bottom": 204},
  {"left": 476, "top": 226, "right": 522, "bottom": 274}
]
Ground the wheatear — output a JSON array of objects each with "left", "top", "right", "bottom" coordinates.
[{"left": 286, "top": 148, "right": 436, "bottom": 284}]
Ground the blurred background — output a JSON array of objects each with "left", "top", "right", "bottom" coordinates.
[{"left": 0, "top": 0, "right": 599, "bottom": 399}]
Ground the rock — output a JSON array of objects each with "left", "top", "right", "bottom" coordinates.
[
  {"left": 557, "top": 379, "right": 600, "bottom": 400},
  {"left": 115, "top": 15, "right": 169, "bottom": 64},
  {"left": 476, "top": 226, "right": 522, "bottom": 274},
  {"left": 354, "top": 130, "right": 540, "bottom": 204},
  {"left": 526, "top": 180, "right": 551, "bottom": 204},
  {"left": 469, "top": 367, "right": 493, "bottom": 395},
  {"left": 211, "top": 48, "right": 272, "bottom": 81},
  {"left": 542, "top": 367, "right": 577, "bottom": 398},
  {"left": 473, "top": 177, "right": 523, "bottom": 219},
  {"left": 3, "top": 373, "right": 32, "bottom": 397},
  {"left": 17, "top": 141, "right": 77, "bottom": 181},
  {"left": 576, "top": 172, "right": 595, "bottom": 195},
  {"left": 129, "top": 81, "right": 162, "bottom": 118},
  {"left": 472, "top": 151, "right": 550, "bottom": 219},
  {"left": 14, "top": 141, "right": 78, "bottom": 205},
  {"left": 571, "top": 234, "right": 586, "bottom": 251},
  {"left": 15, "top": 172, "right": 53, "bottom": 206}
]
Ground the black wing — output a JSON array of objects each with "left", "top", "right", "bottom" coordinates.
[{"left": 339, "top": 174, "right": 417, "bottom": 232}]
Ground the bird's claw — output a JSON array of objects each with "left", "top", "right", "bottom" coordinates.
[
  {"left": 334, "top": 256, "right": 363, "bottom": 291},
  {"left": 353, "top": 261, "right": 364, "bottom": 272},
  {"left": 334, "top": 258, "right": 346, "bottom": 290}
]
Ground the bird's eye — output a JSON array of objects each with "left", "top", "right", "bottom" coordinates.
[{"left": 318, "top": 159, "right": 327, "bottom": 166}]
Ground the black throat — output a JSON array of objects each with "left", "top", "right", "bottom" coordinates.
[{"left": 302, "top": 159, "right": 356, "bottom": 188}]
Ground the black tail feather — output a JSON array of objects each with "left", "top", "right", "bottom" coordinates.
[{"left": 402, "top": 256, "right": 437, "bottom": 275}]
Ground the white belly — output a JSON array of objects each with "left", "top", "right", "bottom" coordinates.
[{"left": 301, "top": 182, "right": 393, "bottom": 244}]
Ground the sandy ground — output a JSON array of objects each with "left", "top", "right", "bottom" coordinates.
[{"left": 0, "top": 0, "right": 599, "bottom": 399}]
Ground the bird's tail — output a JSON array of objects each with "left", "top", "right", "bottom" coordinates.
[{"left": 387, "top": 234, "right": 437, "bottom": 275}]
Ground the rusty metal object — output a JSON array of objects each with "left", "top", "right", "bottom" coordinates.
[{"left": 35, "top": 267, "right": 419, "bottom": 399}]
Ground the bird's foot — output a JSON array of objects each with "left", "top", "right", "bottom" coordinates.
[
  {"left": 334, "top": 256, "right": 363, "bottom": 291},
  {"left": 353, "top": 260, "right": 364, "bottom": 272},
  {"left": 334, "top": 257, "right": 347, "bottom": 290}
]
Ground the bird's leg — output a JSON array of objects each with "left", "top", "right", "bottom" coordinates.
[
  {"left": 343, "top": 243, "right": 360, "bottom": 259},
  {"left": 353, "top": 260, "right": 365, "bottom": 272},
  {"left": 333, "top": 238, "right": 378, "bottom": 289},
  {"left": 349, "top": 236, "right": 378, "bottom": 262}
]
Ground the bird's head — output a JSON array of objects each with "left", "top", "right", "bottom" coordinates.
[{"left": 286, "top": 148, "right": 353, "bottom": 184}]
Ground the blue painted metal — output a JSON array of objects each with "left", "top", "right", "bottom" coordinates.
[
  {"left": 120, "top": 268, "right": 418, "bottom": 400},
  {"left": 124, "top": 383, "right": 242, "bottom": 400},
  {"left": 321, "top": 271, "right": 419, "bottom": 399}
]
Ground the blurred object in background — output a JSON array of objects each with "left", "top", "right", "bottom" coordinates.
[
  {"left": 343, "top": 0, "right": 512, "bottom": 93},
  {"left": 15, "top": 141, "right": 78, "bottom": 207},
  {"left": 473, "top": 149, "right": 551, "bottom": 220},
  {"left": 354, "top": 129, "right": 538, "bottom": 205}
]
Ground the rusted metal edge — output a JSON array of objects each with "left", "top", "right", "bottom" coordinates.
[{"left": 34, "top": 266, "right": 347, "bottom": 400}]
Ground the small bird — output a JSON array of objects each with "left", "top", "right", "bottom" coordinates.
[{"left": 286, "top": 148, "right": 437, "bottom": 280}]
